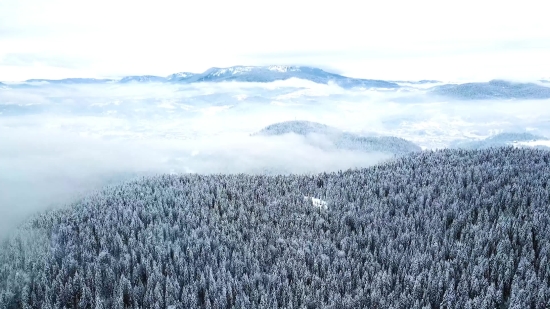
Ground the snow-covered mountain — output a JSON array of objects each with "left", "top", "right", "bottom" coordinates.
[
  {"left": 166, "top": 72, "right": 197, "bottom": 82},
  {"left": 392, "top": 79, "right": 440, "bottom": 84},
  {"left": 10, "top": 69, "right": 550, "bottom": 96},
  {"left": 24, "top": 78, "right": 114, "bottom": 84},
  {"left": 186, "top": 66, "right": 399, "bottom": 88},
  {"left": 118, "top": 75, "right": 166, "bottom": 83},
  {"left": 256, "top": 120, "right": 421, "bottom": 156},
  {"left": 9, "top": 66, "right": 400, "bottom": 89},
  {"left": 430, "top": 79, "right": 550, "bottom": 100}
]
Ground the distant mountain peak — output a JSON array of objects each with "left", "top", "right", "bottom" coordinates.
[
  {"left": 166, "top": 72, "right": 196, "bottom": 82},
  {"left": 167, "top": 72, "right": 195, "bottom": 78}
]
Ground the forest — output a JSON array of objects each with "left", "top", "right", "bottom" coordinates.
[{"left": 1, "top": 147, "right": 550, "bottom": 308}]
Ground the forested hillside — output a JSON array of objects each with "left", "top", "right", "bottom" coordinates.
[
  {"left": 430, "top": 80, "right": 550, "bottom": 100},
  {"left": 256, "top": 120, "right": 421, "bottom": 156},
  {"left": 1, "top": 148, "right": 550, "bottom": 308}
]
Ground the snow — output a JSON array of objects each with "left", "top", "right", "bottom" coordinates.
[
  {"left": 211, "top": 66, "right": 254, "bottom": 76},
  {"left": 212, "top": 69, "right": 228, "bottom": 76},
  {"left": 209, "top": 66, "right": 300, "bottom": 76},
  {"left": 170, "top": 72, "right": 192, "bottom": 78},
  {"left": 268, "top": 65, "right": 300, "bottom": 73},
  {"left": 304, "top": 196, "right": 328, "bottom": 210}
]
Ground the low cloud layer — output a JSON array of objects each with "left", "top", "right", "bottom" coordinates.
[
  {"left": 1, "top": 79, "right": 550, "bottom": 234},
  {"left": 0, "top": 125, "right": 390, "bottom": 234}
]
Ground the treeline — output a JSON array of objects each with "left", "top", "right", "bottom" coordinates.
[{"left": 1, "top": 147, "right": 550, "bottom": 308}]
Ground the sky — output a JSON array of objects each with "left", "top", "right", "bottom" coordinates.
[{"left": 0, "top": 0, "right": 549, "bottom": 82}]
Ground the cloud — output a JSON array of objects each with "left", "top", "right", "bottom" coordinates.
[
  {"left": 1, "top": 79, "right": 550, "bottom": 235},
  {"left": 0, "top": 123, "right": 389, "bottom": 236}
]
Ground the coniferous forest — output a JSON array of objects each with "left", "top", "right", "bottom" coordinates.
[{"left": 1, "top": 147, "right": 550, "bottom": 308}]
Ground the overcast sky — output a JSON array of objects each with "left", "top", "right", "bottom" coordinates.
[{"left": 0, "top": 0, "right": 549, "bottom": 82}]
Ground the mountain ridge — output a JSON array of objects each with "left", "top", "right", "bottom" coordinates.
[
  {"left": 5, "top": 66, "right": 401, "bottom": 89},
  {"left": 5, "top": 70, "right": 550, "bottom": 99}
]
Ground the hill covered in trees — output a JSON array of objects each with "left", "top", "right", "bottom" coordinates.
[
  {"left": 451, "top": 132, "right": 549, "bottom": 150},
  {"left": 430, "top": 80, "right": 550, "bottom": 100},
  {"left": 1, "top": 147, "right": 550, "bottom": 308},
  {"left": 256, "top": 120, "right": 422, "bottom": 156}
]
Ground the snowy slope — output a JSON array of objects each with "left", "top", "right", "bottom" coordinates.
[
  {"left": 119, "top": 75, "right": 166, "bottom": 83},
  {"left": 166, "top": 72, "right": 197, "bottom": 82}
]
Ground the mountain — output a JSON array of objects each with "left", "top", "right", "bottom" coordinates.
[
  {"left": 11, "top": 66, "right": 400, "bottom": 88},
  {"left": 392, "top": 79, "right": 441, "bottom": 84},
  {"left": 24, "top": 78, "right": 114, "bottom": 84},
  {"left": 430, "top": 79, "right": 550, "bottom": 100},
  {"left": 188, "top": 66, "right": 399, "bottom": 88},
  {"left": 2, "top": 148, "right": 550, "bottom": 308},
  {"left": 256, "top": 120, "right": 421, "bottom": 156},
  {"left": 118, "top": 75, "right": 166, "bottom": 83},
  {"left": 451, "top": 132, "right": 549, "bottom": 149},
  {"left": 166, "top": 72, "right": 197, "bottom": 82}
]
